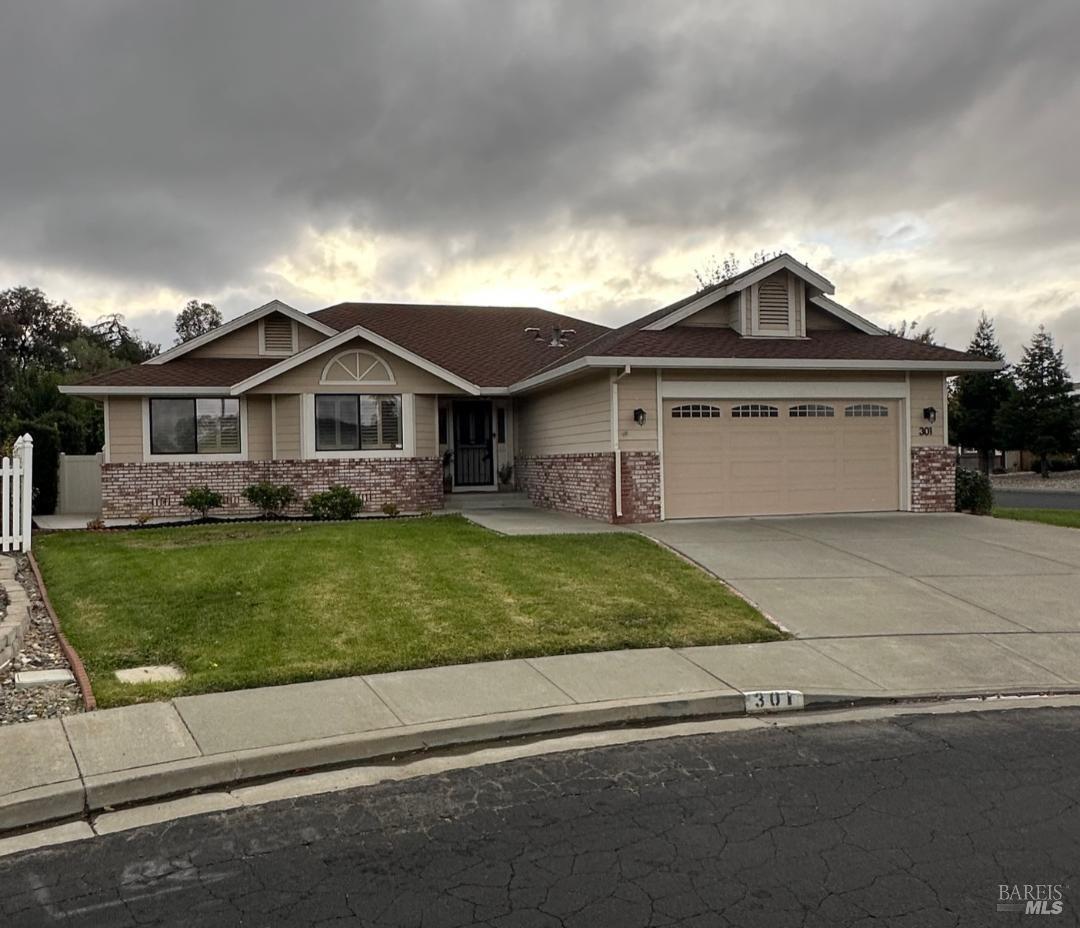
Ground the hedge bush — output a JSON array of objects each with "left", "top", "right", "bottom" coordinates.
[
  {"left": 182, "top": 486, "right": 224, "bottom": 518},
  {"left": 956, "top": 468, "right": 994, "bottom": 515},
  {"left": 242, "top": 482, "right": 297, "bottom": 517},
  {"left": 305, "top": 485, "right": 364, "bottom": 521}
]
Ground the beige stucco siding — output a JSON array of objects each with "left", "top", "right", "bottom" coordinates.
[
  {"left": 249, "top": 336, "right": 464, "bottom": 394},
  {"left": 106, "top": 398, "right": 143, "bottom": 463},
  {"left": 247, "top": 396, "right": 273, "bottom": 460},
  {"left": 414, "top": 395, "right": 438, "bottom": 457},
  {"left": 909, "top": 372, "right": 947, "bottom": 446},
  {"left": 273, "top": 394, "right": 302, "bottom": 459},
  {"left": 667, "top": 370, "right": 907, "bottom": 384},
  {"left": 617, "top": 370, "right": 659, "bottom": 452},
  {"left": 515, "top": 373, "right": 611, "bottom": 456}
]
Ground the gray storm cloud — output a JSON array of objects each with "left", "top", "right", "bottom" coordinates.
[{"left": 1, "top": 0, "right": 1079, "bottom": 362}]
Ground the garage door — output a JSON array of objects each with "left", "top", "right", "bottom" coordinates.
[{"left": 663, "top": 399, "right": 900, "bottom": 518}]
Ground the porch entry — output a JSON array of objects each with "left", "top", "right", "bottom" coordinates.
[{"left": 453, "top": 400, "right": 494, "bottom": 487}]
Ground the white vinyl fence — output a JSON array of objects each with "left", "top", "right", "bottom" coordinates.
[{"left": 1, "top": 434, "right": 33, "bottom": 552}]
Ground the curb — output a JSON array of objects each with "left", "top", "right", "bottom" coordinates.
[
  {"left": 26, "top": 552, "right": 96, "bottom": 711},
  {"left": 5, "top": 683, "right": 1080, "bottom": 836}
]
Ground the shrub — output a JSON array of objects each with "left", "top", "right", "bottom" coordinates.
[
  {"left": 85, "top": 517, "right": 106, "bottom": 531},
  {"left": 134, "top": 512, "right": 152, "bottom": 525},
  {"left": 956, "top": 468, "right": 994, "bottom": 515},
  {"left": 182, "top": 485, "right": 224, "bottom": 519},
  {"left": 305, "top": 485, "right": 364, "bottom": 521},
  {"left": 242, "top": 482, "right": 297, "bottom": 517},
  {"left": 380, "top": 502, "right": 400, "bottom": 517}
]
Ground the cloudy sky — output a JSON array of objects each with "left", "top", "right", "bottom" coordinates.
[{"left": 3, "top": 0, "right": 1079, "bottom": 367}]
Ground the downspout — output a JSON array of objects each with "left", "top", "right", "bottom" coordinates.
[{"left": 611, "top": 365, "right": 631, "bottom": 519}]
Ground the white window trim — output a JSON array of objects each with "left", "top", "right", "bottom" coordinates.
[
  {"left": 259, "top": 317, "right": 299, "bottom": 356},
  {"left": 302, "top": 392, "right": 414, "bottom": 460},
  {"left": 141, "top": 396, "right": 249, "bottom": 463}
]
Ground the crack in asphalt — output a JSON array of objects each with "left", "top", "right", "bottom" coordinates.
[{"left": 2, "top": 706, "right": 1079, "bottom": 926}]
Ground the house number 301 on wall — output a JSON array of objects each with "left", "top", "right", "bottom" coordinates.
[
  {"left": 918, "top": 426, "right": 933, "bottom": 436},
  {"left": 744, "top": 690, "right": 805, "bottom": 713}
]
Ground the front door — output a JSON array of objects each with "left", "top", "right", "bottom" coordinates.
[{"left": 454, "top": 401, "right": 494, "bottom": 488}]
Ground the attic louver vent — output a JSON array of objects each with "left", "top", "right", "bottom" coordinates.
[
  {"left": 262, "top": 315, "right": 295, "bottom": 354},
  {"left": 757, "top": 276, "right": 789, "bottom": 330}
]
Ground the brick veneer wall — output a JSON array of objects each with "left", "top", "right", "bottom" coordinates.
[
  {"left": 618, "top": 451, "right": 661, "bottom": 523},
  {"left": 515, "top": 451, "right": 662, "bottom": 524},
  {"left": 101, "top": 458, "right": 443, "bottom": 518},
  {"left": 910, "top": 445, "right": 956, "bottom": 512},
  {"left": 515, "top": 453, "right": 615, "bottom": 522}
]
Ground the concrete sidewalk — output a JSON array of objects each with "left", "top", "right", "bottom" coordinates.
[{"left": 4, "top": 635, "right": 1079, "bottom": 834}]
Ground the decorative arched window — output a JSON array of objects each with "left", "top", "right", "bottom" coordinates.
[
  {"left": 731, "top": 404, "right": 778, "bottom": 418},
  {"left": 789, "top": 403, "right": 835, "bottom": 418},
  {"left": 671, "top": 404, "right": 722, "bottom": 419},
  {"left": 320, "top": 350, "right": 395, "bottom": 385},
  {"left": 844, "top": 403, "right": 889, "bottom": 418}
]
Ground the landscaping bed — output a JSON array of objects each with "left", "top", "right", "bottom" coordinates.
[{"left": 33, "top": 516, "right": 783, "bottom": 708}]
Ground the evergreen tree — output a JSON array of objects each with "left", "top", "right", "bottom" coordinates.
[
  {"left": 996, "top": 326, "right": 1078, "bottom": 477},
  {"left": 950, "top": 313, "right": 1014, "bottom": 474}
]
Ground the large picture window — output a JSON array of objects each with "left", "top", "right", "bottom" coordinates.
[
  {"left": 316, "top": 394, "right": 402, "bottom": 451},
  {"left": 149, "top": 398, "right": 240, "bottom": 455}
]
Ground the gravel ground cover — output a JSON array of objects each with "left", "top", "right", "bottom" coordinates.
[
  {"left": 0, "top": 555, "right": 82, "bottom": 725},
  {"left": 992, "top": 469, "right": 1080, "bottom": 491}
]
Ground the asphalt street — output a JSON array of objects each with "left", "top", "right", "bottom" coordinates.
[
  {"left": 996, "top": 489, "right": 1080, "bottom": 510},
  {"left": 3, "top": 706, "right": 1079, "bottom": 927}
]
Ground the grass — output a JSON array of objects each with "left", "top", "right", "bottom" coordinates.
[
  {"left": 994, "top": 507, "right": 1080, "bottom": 530},
  {"left": 34, "top": 515, "right": 783, "bottom": 707}
]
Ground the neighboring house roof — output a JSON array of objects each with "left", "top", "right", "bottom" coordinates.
[{"left": 310, "top": 303, "right": 608, "bottom": 388}]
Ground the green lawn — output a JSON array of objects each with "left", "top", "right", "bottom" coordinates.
[
  {"left": 35, "top": 516, "right": 783, "bottom": 707},
  {"left": 994, "top": 507, "right": 1080, "bottom": 530}
]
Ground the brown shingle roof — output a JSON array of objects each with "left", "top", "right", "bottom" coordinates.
[
  {"left": 311, "top": 302, "right": 609, "bottom": 387},
  {"left": 71, "top": 357, "right": 280, "bottom": 388},
  {"left": 572, "top": 327, "right": 982, "bottom": 364}
]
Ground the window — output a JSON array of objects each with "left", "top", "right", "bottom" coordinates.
[
  {"left": 845, "top": 403, "right": 889, "bottom": 418},
  {"left": 496, "top": 407, "right": 506, "bottom": 443},
  {"left": 149, "top": 398, "right": 240, "bottom": 455},
  {"left": 789, "top": 403, "right": 835, "bottom": 418},
  {"left": 671, "top": 404, "right": 722, "bottom": 418},
  {"left": 731, "top": 404, "right": 778, "bottom": 418},
  {"left": 316, "top": 394, "right": 402, "bottom": 451}
]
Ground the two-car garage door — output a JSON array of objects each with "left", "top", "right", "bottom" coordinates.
[{"left": 663, "top": 398, "right": 900, "bottom": 519}]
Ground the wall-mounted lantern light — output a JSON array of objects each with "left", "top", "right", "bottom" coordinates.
[
  {"left": 633, "top": 407, "right": 648, "bottom": 427},
  {"left": 923, "top": 406, "right": 938, "bottom": 424}
]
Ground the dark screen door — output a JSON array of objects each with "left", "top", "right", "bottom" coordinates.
[{"left": 454, "top": 402, "right": 493, "bottom": 487}]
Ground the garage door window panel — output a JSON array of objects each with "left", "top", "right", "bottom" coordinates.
[
  {"left": 730, "top": 404, "right": 779, "bottom": 418},
  {"left": 845, "top": 403, "right": 889, "bottom": 418},
  {"left": 789, "top": 403, "right": 835, "bottom": 418},
  {"left": 671, "top": 404, "right": 722, "bottom": 419}
]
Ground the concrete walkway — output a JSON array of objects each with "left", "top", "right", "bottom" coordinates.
[{"left": 4, "top": 637, "right": 1078, "bottom": 835}]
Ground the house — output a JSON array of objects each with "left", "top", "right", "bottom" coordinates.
[{"left": 60, "top": 254, "right": 1000, "bottom": 522}]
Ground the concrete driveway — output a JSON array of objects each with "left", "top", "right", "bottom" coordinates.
[{"left": 638, "top": 512, "right": 1080, "bottom": 638}]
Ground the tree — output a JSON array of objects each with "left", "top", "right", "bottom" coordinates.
[
  {"left": 996, "top": 326, "right": 1078, "bottom": 477},
  {"left": 886, "top": 319, "right": 936, "bottom": 345},
  {"left": 693, "top": 250, "right": 781, "bottom": 292},
  {"left": 91, "top": 313, "right": 159, "bottom": 363},
  {"left": 950, "top": 314, "right": 1014, "bottom": 474},
  {"left": 175, "top": 299, "right": 222, "bottom": 344}
]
